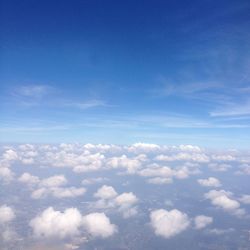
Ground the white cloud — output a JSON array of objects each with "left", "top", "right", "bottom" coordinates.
[
  {"left": 94, "top": 185, "right": 118, "bottom": 200},
  {"left": 31, "top": 187, "right": 86, "bottom": 199},
  {"left": 211, "top": 154, "right": 235, "bottom": 161},
  {"left": 18, "top": 173, "right": 86, "bottom": 199},
  {"left": 239, "top": 195, "right": 250, "bottom": 204},
  {"left": 208, "top": 163, "right": 231, "bottom": 172},
  {"left": 82, "top": 212, "right": 117, "bottom": 238},
  {"left": 30, "top": 207, "right": 83, "bottom": 239},
  {"left": 155, "top": 152, "right": 209, "bottom": 163},
  {"left": 18, "top": 172, "right": 40, "bottom": 186},
  {"left": 150, "top": 209, "right": 190, "bottom": 238},
  {"left": 0, "top": 167, "right": 14, "bottom": 182},
  {"left": 194, "top": 215, "right": 213, "bottom": 229},
  {"left": 30, "top": 207, "right": 117, "bottom": 240},
  {"left": 147, "top": 177, "right": 173, "bottom": 185},
  {"left": 40, "top": 175, "right": 67, "bottom": 187},
  {"left": 82, "top": 177, "right": 108, "bottom": 185},
  {"left": 0, "top": 205, "right": 15, "bottom": 224},
  {"left": 204, "top": 190, "right": 245, "bottom": 217},
  {"left": 93, "top": 185, "right": 139, "bottom": 218},
  {"left": 208, "top": 228, "right": 235, "bottom": 235},
  {"left": 2, "top": 149, "right": 18, "bottom": 161},
  {"left": 106, "top": 154, "right": 143, "bottom": 174},
  {"left": 197, "top": 177, "right": 221, "bottom": 187}
]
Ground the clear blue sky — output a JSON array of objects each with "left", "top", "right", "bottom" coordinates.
[{"left": 1, "top": 0, "right": 250, "bottom": 148}]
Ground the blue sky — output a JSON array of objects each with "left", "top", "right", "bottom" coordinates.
[{"left": 1, "top": 0, "right": 250, "bottom": 147}]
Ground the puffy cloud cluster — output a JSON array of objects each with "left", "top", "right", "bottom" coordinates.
[
  {"left": 150, "top": 209, "right": 190, "bottom": 238},
  {"left": 238, "top": 195, "right": 250, "bottom": 204},
  {"left": 30, "top": 207, "right": 117, "bottom": 240},
  {"left": 138, "top": 163, "right": 198, "bottom": 185},
  {"left": 0, "top": 205, "right": 15, "bottom": 224},
  {"left": 18, "top": 173, "right": 86, "bottom": 199},
  {"left": 204, "top": 190, "right": 245, "bottom": 217},
  {"left": 194, "top": 215, "right": 213, "bottom": 229},
  {"left": 197, "top": 177, "right": 221, "bottom": 187},
  {"left": 93, "top": 185, "right": 138, "bottom": 218}
]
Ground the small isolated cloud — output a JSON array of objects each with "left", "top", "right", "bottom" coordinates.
[
  {"left": 147, "top": 177, "right": 173, "bottom": 185},
  {"left": 194, "top": 215, "right": 213, "bottom": 229},
  {"left": 204, "top": 190, "right": 245, "bottom": 217},
  {"left": 197, "top": 177, "right": 221, "bottom": 187},
  {"left": 150, "top": 209, "right": 190, "bottom": 238},
  {"left": 0, "top": 205, "right": 15, "bottom": 224},
  {"left": 208, "top": 228, "right": 235, "bottom": 235},
  {"left": 82, "top": 177, "right": 108, "bottom": 185},
  {"left": 30, "top": 207, "right": 117, "bottom": 240}
]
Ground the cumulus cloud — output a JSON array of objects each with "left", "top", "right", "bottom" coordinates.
[
  {"left": 0, "top": 167, "right": 14, "bottom": 182},
  {"left": 0, "top": 205, "right": 15, "bottom": 224},
  {"left": 94, "top": 185, "right": 118, "bottom": 200},
  {"left": 204, "top": 190, "right": 245, "bottom": 217},
  {"left": 31, "top": 187, "right": 86, "bottom": 199},
  {"left": 82, "top": 177, "right": 108, "bottom": 185},
  {"left": 197, "top": 177, "right": 221, "bottom": 187},
  {"left": 155, "top": 152, "right": 209, "bottom": 163},
  {"left": 208, "top": 163, "right": 231, "bottom": 172},
  {"left": 239, "top": 195, "right": 250, "bottom": 204},
  {"left": 2, "top": 149, "right": 18, "bottom": 161},
  {"left": 194, "top": 215, "right": 213, "bottom": 229},
  {"left": 82, "top": 212, "right": 117, "bottom": 238},
  {"left": 93, "top": 185, "right": 139, "bottom": 218},
  {"left": 150, "top": 209, "right": 190, "bottom": 238},
  {"left": 40, "top": 175, "right": 67, "bottom": 187},
  {"left": 106, "top": 154, "right": 145, "bottom": 174},
  {"left": 30, "top": 207, "right": 117, "bottom": 240},
  {"left": 18, "top": 173, "right": 86, "bottom": 199},
  {"left": 18, "top": 172, "right": 40, "bottom": 186}
]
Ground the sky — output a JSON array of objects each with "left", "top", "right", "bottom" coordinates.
[{"left": 1, "top": 0, "right": 250, "bottom": 148}]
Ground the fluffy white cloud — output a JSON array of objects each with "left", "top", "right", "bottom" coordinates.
[
  {"left": 0, "top": 167, "right": 14, "bottom": 182},
  {"left": 208, "top": 163, "right": 231, "bottom": 172},
  {"left": 30, "top": 207, "right": 117, "bottom": 240},
  {"left": 82, "top": 177, "right": 108, "bottom": 185},
  {"left": 18, "top": 173, "right": 86, "bottom": 199},
  {"left": 204, "top": 190, "right": 245, "bottom": 217},
  {"left": 30, "top": 207, "right": 83, "bottom": 239},
  {"left": 0, "top": 205, "right": 15, "bottom": 224},
  {"left": 150, "top": 209, "right": 190, "bottom": 238},
  {"left": 94, "top": 185, "right": 118, "bottom": 200},
  {"left": 93, "top": 185, "right": 139, "bottom": 218},
  {"left": 239, "top": 195, "right": 250, "bottom": 204},
  {"left": 194, "top": 215, "right": 213, "bottom": 229},
  {"left": 197, "top": 177, "right": 221, "bottom": 187},
  {"left": 155, "top": 152, "right": 209, "bottom": 163},
  {"left": 31, "top": 187, "right": 86, "bottom": 199},
  {"left": 2, "top": 149, "right": 18, "bottom": 161},
  {"left": 40, "top": 175, "right": 67, "bottom": 187},
  {"left": 106, "top": 154, "right": 144, "bottom": 174},
  {"left": 18, "top": 172, "right": 40, "bottom": 185},
  {"left": 82, "top": 212, "right": 117, "bottom": 238}
]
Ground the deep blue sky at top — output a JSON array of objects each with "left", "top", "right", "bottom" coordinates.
[{"left": 1, "top": 0, "right": 250, "bottom": 147}]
